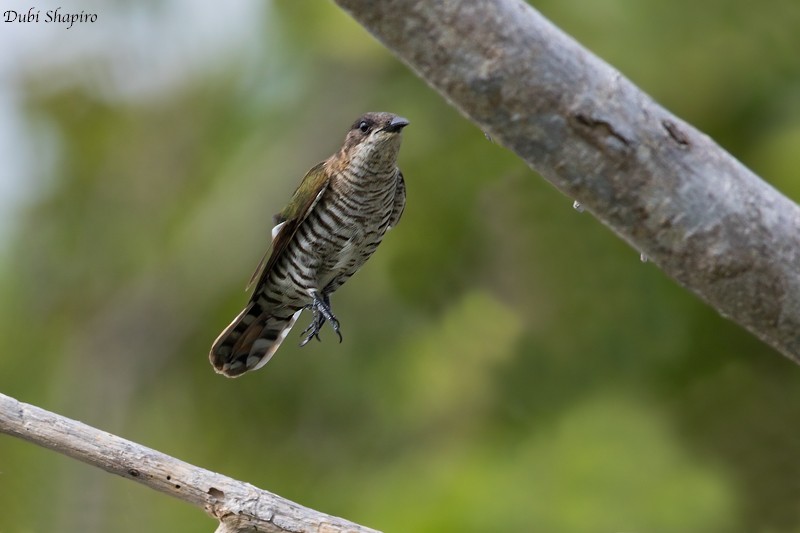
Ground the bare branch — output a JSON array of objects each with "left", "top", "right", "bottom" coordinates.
[
  {"left": 0, "top": 392, "right": 379, "bottom": 533},
  {"left": 333, "top": 0, "right": 800, "bottom": 362}
]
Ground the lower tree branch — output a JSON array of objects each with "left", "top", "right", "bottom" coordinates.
[
  {"left": 0, "top": 392, "right": 379, "bottom": 533},
  {"left": 334, "top": 0, "right": 800, "bottom": 363}
]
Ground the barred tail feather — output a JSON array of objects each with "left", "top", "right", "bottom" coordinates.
[{"left": 210, "top": 305, "right": 301, "bottom": 377}]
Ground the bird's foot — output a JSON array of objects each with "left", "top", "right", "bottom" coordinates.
[
  {"left": 299, "top": 293, "right": 342, "bottom": 346},
  {"left": 299, "top": 309, "right": 324, "bottom": 346}
]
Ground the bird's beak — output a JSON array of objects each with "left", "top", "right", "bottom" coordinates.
[{"left": 384, "top": 116, "right": 410, "bottom": 133}]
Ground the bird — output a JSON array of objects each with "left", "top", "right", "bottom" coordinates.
[{"left": 210, "top": 112, "right": 409, "bottom": 377}]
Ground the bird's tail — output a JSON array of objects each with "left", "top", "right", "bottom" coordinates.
[{"left": 210, "top": 303, "right": 301, "bottom": 377}]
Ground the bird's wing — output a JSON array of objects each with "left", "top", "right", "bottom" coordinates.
[
  {"left": 387, "top": 169, "right": 406, "bottom": 230},
  {"left": 247, "top": 161, "right": 330, "bottom": 290}
]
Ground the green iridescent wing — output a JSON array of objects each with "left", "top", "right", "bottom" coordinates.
[{"left": 247, "top": 161, "right": 329, "bottom": 290}]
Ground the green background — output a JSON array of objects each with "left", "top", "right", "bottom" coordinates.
[{"left": 1, "top": 1, "right": 800, "bottom": 531}]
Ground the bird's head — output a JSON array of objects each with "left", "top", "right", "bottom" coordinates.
[{"left": 338, "top": 112, "right": 409, "bottom": 172}]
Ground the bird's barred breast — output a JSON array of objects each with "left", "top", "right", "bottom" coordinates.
[{"left": 258, "top": 168, "right": 399, "bottom": 311}]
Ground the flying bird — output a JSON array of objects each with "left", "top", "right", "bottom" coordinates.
[{"left": 210, "top": 112, "right": 409, "bottom": 377}]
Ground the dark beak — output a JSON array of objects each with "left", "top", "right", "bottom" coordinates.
[{"left": 384, "top": 116, "right": 410, "bottom": 133}]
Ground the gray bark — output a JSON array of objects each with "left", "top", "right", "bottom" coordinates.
[
  {"left": 0, "top": 392, "right": 379, "bottom": 533},
  {"left": 333, "top": 0, "right": 800, "bottom": 363}
]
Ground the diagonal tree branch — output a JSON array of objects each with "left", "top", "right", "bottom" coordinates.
[
  {"left": 0, "top": 392, "right": 379, "bottom": 533},
  {"left": 333, "top": 0, "right": 800, "bottom": 363}
]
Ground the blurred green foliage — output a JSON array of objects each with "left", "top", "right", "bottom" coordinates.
[{"left": 1, "top": 1, "right": 800, "bottom": 531}]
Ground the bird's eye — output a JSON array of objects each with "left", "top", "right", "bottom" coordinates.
[{"left": 358, "top": 121, "right": 370, "bottom": 133}]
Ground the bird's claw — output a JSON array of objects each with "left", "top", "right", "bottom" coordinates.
[
  {"left": 299, "top": 319, "right": 323, "bottom": 346},
  {"left": 300, "top": 293, "right": 343, "bottom": 346}
]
